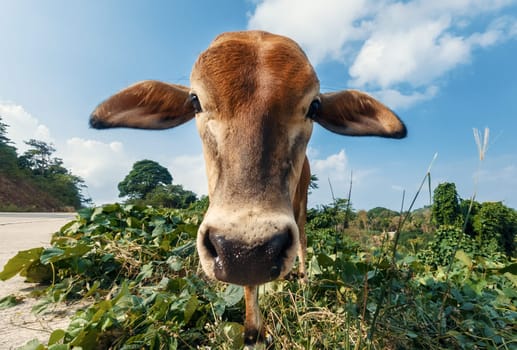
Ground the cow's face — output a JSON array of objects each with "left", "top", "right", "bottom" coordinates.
[
  {"left": 190, "top": 31, "right": 320, "bottom": 285},
  {"left": 89, "top": 30, "right": 406, "bottom": 288}
]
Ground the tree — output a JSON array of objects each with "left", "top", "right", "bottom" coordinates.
[
  {"left": 473, "top": 202, "right": 517, "bottom": 257},
  {"left": 144, "top": 184, "right": 197, "bottom": 208},
  {"left": 308, "top": 174, "right": 319, "bottom": 194},
  {"left": 118, "top": 160, "right": 173, "bottom": 199},
  {"left": 0, "top": 116, "right": 19, "bottom": 175},
  {"left": 432, "top": 182, "right": 462, "bottom": 228},
  {"left": 367, "top": 207, "right": 399, "bottom": 232},
  {"left": 460, "top": 198, "right": 481, "bottom": 237},
  {"left": 18, "top": 139, "right": 57, "bottom": 175}
]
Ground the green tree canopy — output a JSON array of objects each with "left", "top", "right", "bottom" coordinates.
[
  {"left": 0, "top": 116, "right": 19, "bottom": 174},
  {"left": 144, "top": 184, "right": 197, "bottom": 209},
  {"left": 473, "top": 201, "right": 516, "bottom": 257},
  {"left": 118, "top": 160, "right": 173, "bottom": 199},
  {"left": 18, "top": 139, "right": 57, "bottom": 175},
  {"left": 432, "top": 182, "right": 462, "bottom": 227}
]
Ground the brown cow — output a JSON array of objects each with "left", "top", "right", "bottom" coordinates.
[{"left": 90, "top": 30, "right": 406, "bottom": 347}]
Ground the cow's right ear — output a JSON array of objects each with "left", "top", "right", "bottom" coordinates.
[{"left": 89, "top": 80, "right": 195, "bottom": 130}]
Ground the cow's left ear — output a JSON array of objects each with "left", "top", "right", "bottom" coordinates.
[{"left": 315, "top": 90, "right": 407, "bottom": 139}]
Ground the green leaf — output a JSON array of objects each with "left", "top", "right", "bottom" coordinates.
[
  {"left": 499, "top": 263, "right": 517, "bottom": 275},
  {"left": 135, "top": 263, "right": 154, "bottom": 282},
  {"left": 84, "top": 280, "right": 101, "bottom": 298},
  {"left": 17, "top": 339, "right": 46, "bottom": 350},
  {"left": 0, "top": 247, "right": 44, "bottom": 280},
  {"left": 48, "top": 329, "right": 66, "bottom": 345},
  {"left": 221, "top": 322, "right": 244, "bottom": 349},
  {"left": 173, "top": 223, "right": 199, "bottom": 238},
  {"left": 48, "top": 344, "right": 70, "bottom": 350},
  {"left": 460, "top": 302, "right": 475, "bottom": 311},
  {"left": 317, "top": 253, "right": 334, "bottom": 268},
  {"left": 0, "top": 294, "right": 21, "bottom": 309},
  {"left": 220, "top": 284, "right": 243, "bottom": 307},
  {"left": 406, "top": 331, "right": 418, "bottom": 339},
  {"left": 455, "top": 250, "right": 472, "bottom": 268},
  {"left": 183, "top": 295, "right": 199, "bottom": 323},
  {"left": 503, "top": 272, "right": 517, "bottom": 288},
  {"left": 102, "top": 203, "right": 121, "bottom": 213},
  {"left": 40, "top": 244, "right": 91, "bottom": 264}
]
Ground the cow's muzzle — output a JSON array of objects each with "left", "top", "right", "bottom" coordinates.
[{"left": 201, "top": 230, "right": 293, "bottom": 285}]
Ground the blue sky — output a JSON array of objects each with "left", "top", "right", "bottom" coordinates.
[{"left": 1, "top": 1, "right": 516, "bottom": 211}]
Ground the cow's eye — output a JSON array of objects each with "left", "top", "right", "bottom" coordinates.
[
  {"left": 189, "top": 93, "right": 202, "bottom": 113},
  {"left": 306, "top": 99, "right": 321, "bottom": 119}
]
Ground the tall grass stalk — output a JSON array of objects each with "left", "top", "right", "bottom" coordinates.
[
  {"left": 437, "top": 128, "right": 490, "bottom": 334},
  {"left": 368, "top": 152, "right": 438, "bottom": 344}
]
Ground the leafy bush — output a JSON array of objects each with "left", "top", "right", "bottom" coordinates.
[{"left": 1, "top": 204, "right": 516, "bottom": 349}]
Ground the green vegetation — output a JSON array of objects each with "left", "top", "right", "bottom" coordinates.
[
  {"left": 118, "top": 160, "right": 173, "bottom": 200},
  {"left": 1, "top": 191, "right": 515, "bottom": 349},
  {"left": 1, "top": 117, "right": 516, "bottom": 348},
  {"left": 0, "top": 116, "right": 89, "bottom": 211},
  {"left": 118, "top": 159, "right": 198, "bottom": 209}
]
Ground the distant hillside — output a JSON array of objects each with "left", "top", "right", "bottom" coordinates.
[
  {"left": 0, "top": 173, "right": 69, "bottom": 211},
  {"left": 1, "top": 116, "right": 88, "bottom": 211}
]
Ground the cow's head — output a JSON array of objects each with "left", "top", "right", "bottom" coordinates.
[{"left": 90, "top": 30, "right": 406, "bottom": 287}]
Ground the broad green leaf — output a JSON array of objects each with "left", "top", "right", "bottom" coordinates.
[
  {"left": 24, "top": 260, "right": 52, "bottom": 283},
  {"left": 460, "top": 302, "right": 475, "bottom": 311},
  {"left": 136, "top": 263, "right": 154, "bottom": 282},
  {"left": 0, "top": 247, "right": 44, "bottom": 280},
  {"left": 102, "top": 203, "right": 121, "bottom": 213},
  {"left": 0, "top": 295, "right": 20, "bottom": 309},
  {"left": 220, "top": 284, "right": 243, "bottom": 307},
  {"left": 48, "top": 329, "right": 66, "bottom": 345},
  {"left": 503, "top": 272, "right": 517, "bottom": 288},
  {"left": 168, "top": 256, "right": 183, "bottom": 272},
  {"left": 455, "top": 250, "right": 472, "bottom": 268},
  {"left": 499, "top": 263, "right": 517, "bottom": 275},
  {"left": 317, "top": 253, "right": 334, "bottom": 268},
  {"left": 48, "top": 344, "right": 70, "bottom": 350},
  {"left": 17, "top": 339, "right": 45, "bottom": 350},
  {"left": 183, "top": 295, "right": 199, "bottom": 323},
  {"left": 222, "top": 322, "right": 244, "bottom": 349},
  {"left": 77, "top": 207, "right": 93, "bottom": 219},
  {"left": 406, "top": 331, "right": 418, "bottom": 339},
  {"left": 173, "top": 223, "right": 199, "bottom": 238},
  {"left": 40, "top": 244, "right": 91, "bottom": 264}
]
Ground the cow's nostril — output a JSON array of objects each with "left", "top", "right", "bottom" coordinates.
[
  {"left": 268, "top": 231, "right": 292, "bottom": 259},
  {"left": 270, "top": 264, "right": 281, "bottom": 279},
  {"left": 203, "top": 230, "right": 218, "bottom": 258}
]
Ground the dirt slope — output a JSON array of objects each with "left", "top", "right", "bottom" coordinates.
[{"left": 0, "top": 174, "right": 62, "bottom": 211}]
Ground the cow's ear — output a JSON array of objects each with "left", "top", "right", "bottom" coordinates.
[
  {"left": 90, "top": 80, "right": 195, "bottom": 130},
  {"left": 314, "top": 90, "right": 407, "bottom": 138}
]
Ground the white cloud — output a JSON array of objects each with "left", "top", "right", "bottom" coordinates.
[
  {"left": 373, "top": 85, "right": 439, "bottom": 110},
  {"left": 248, "top": 0, "right": 374, "bottom": 64},
  {"left": 0, "top": 101, "right": 53, "bottom": 151},
  {"left": 168, "top": 154, "right": 208, "bottom": 196},
  {"left": 308, "top": 149, "right": 353, "bottom": 205},
  {"left": 349, "top": 6, "right": 516, "bottom": 89},
  {"left": 248, "top": 0, "right": 517, "bottom": 106},
  {"left": 310, "top": 149, "right": 348, "bottom": 182},
  {"left": 59, "top": 137, "right": 135, "bottom": 204}
]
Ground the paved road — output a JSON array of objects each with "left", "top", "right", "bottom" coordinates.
[
  {"left": 0, "top": 212, "right": 77, "bottom": 349},
  {"left": 0, "top": 212, "right": 76, "bottom": 267}
]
